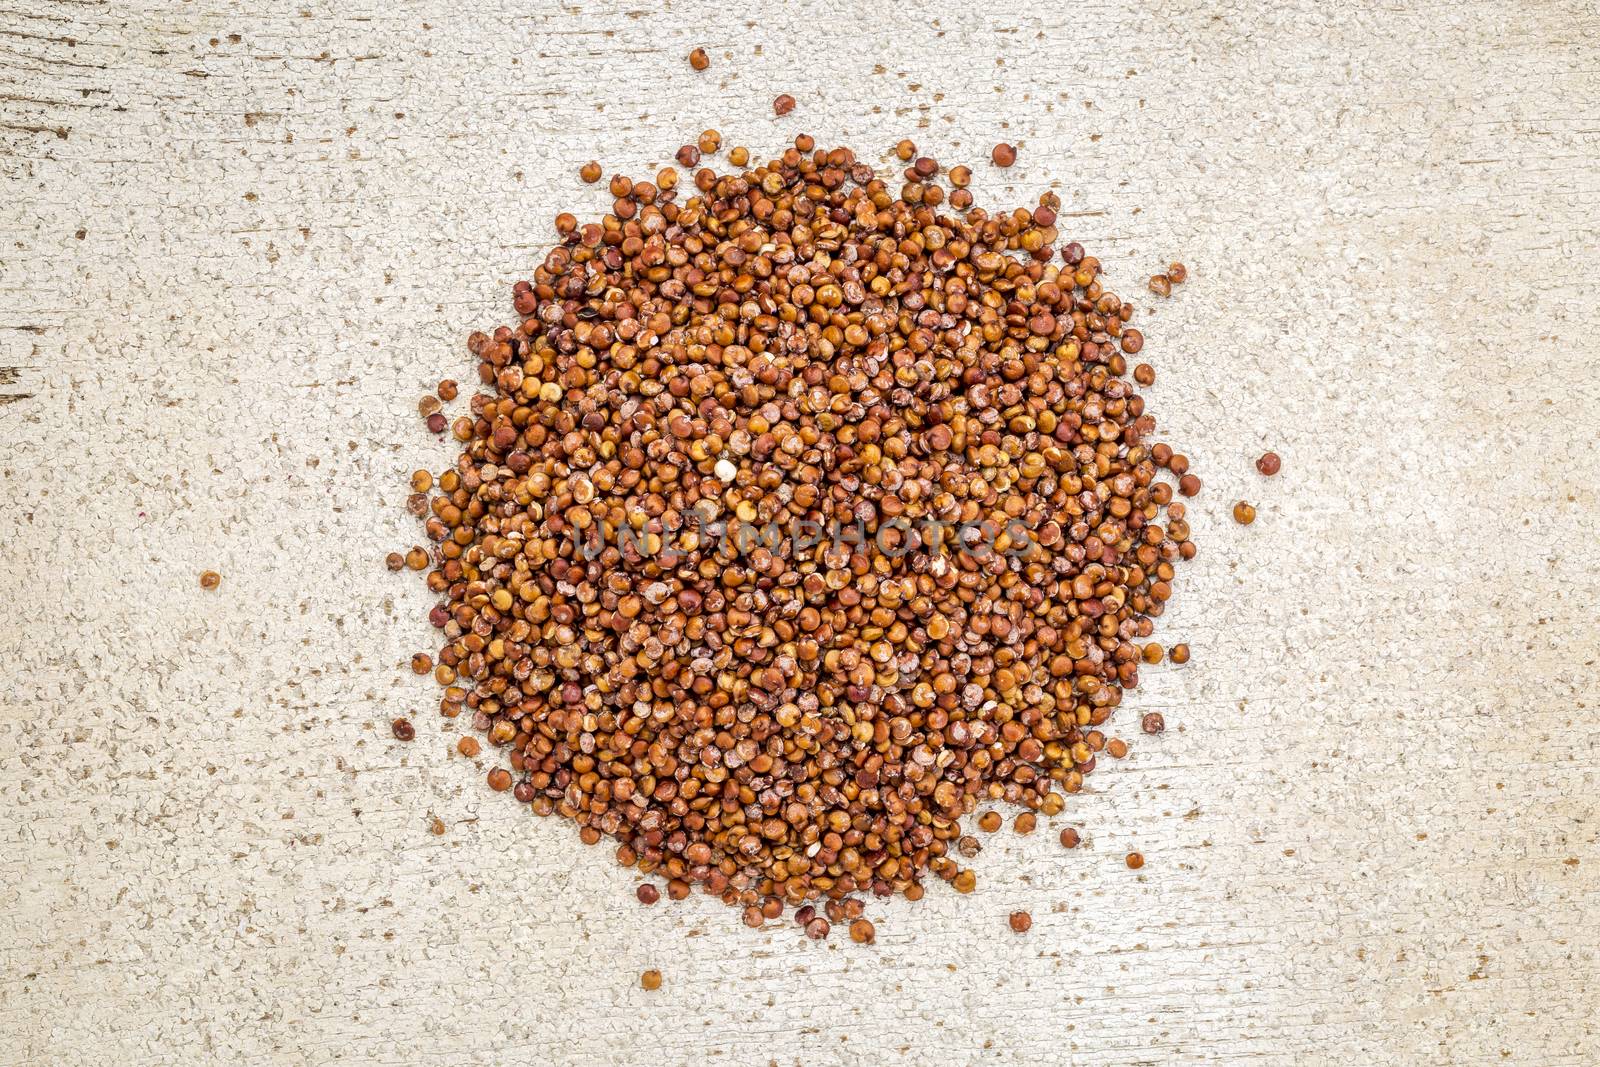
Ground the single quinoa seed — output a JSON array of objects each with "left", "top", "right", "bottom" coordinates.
[
  {"left": 849, "top": 918, "right": 876, "bottom": 944},
  {"left": 199, "top": 570, "right": 221, "bottom": 589},
  {"left": 1009, "top": 911, "right": 1032, "bottom": 933},
  {"left": 392, "top": 717, "right": 416, "bottom": 741},
  {"left": 1059, "top": 827, "right": 1081, "bottom": 849},
  {"left": 991, "top": 142, "right": 1017, "bottom": 167},
  {"left": 688, "top": 47, "right": 709, "bottom": 71},
  {"left": 385, "top": 552, "right": 404, "bottom": 571},
  {"left": 1126, "top": 852, "right": 1145, "bottom": 870},
  {"left": 640, "top": 969, "right": 662, "bottom": 990},
  {"left": 1256, "top": 451, "right": 1282, "bottom": 476},
  {"left": 636, "top": 883, "right": 660, "bottom": 905},
  {"left": 1167, "top": 262, "right": 1188, "bottom": 284},
  {"left": 1148, "top": 274, "right": 1172, "bottom": 297},
  {"left": 773, "top": 94, "right": 796, "bottom": 116},
  {"left": 1170, "top": 644, "right": 1191, "bottom": 665},
  {"left": 1233, "top": 501, "right": 1257, "bottom": 525},
  {"left": 1142, "top": 712, "right": 1166, "bottom": 734},
  {"left": 405, "top": 137, "right": 1196, "bottom": 926},
  {"left": 579, "top": 161, "right": 602, "bottom": 184}
]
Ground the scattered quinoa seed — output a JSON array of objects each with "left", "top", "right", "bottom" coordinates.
[
  {"left": 1059, "top": 827, "right": 1081, "bottom": 848},
  {"left": 199, "top": 570, "right": 221, "bottom": 589},
  {"left": 849, "top": 918, "right": 876, "bottom": 944},
  {"left": 640, "top": 969, "right": 662, "bottom": 990},
  {"left": 1126, "top": 852, "right": 1145, "bottom": 870},
  {"left": 579, "top": 161, "right": 602, "bottom": 183},
  {"left": 1257, "top": 451, "right": 1282, "bottom": 476},
  {"left": 773, "top": 93, "right": 796, "bottom": 116},
  {"left": 1009, "top": 911, "right": 1032, "bottom": 933},
  {"left": 991, "top": 142, "right": 1017, "bottom": 167},
  {"left": 391, "top": 717, "right": 416, "bottom": 741},
  {"left": 1233, "top": 501, "right": 1257, "bottom": 525},
  {"left": 688, "top": 47, "right": 709, "bottom": 71},
  {"left": 1142, "top": 713, "right": 1166, "bottom": 734}
]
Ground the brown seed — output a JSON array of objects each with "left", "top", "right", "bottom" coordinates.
[
  {"left": 199, "top": 570, "right": 221, "bottom": 589},
  {"left": 1133, "top": 363, "right": 1155, "bottom": 386},
  {"left": 405, "top": 547, "right": 429, "bottom": 570},
  {"left": 849, "top": 918, "right": 876, "bottom": 944},
  {"left": 1008, "top": 911, "right": 1032, "bottom": 933},
  {"left": 636, "top": 883, "right": 661, "bottom": 905},
  {"left": 456, "top": 736, "right": 481, "bottom": 757},
  {"left": 1167, "top": 262, "right": 1187, "bottom": 284},
  {"left": 640, "top": 969, "right": 662, "bottom": 990},
  {"left": 1141, "top": 713, "right": 1165, "bottom": 734},
  {"left": 728, "top": 145, "right": 749, "bottom": 167},
  {"left": 430, "top": 816, "right": 446, "bottom": 835},
  {"left": 804, "top": 917, "right": 831, "bottom": 940},
  {"left": 410, "top": 652, "right": 432, "bottom": 674},
  {"left": 773, "top": 94, "right": 796, "bottom": 116},
  {"left": 1233, "top": 501, "right": 1257, "bottom": 525},
  {"left": 1148, "top": 273, "right": 1172, "bottom": 297},
  {"left": 1106, "top": 738, "right": 1128, "bottom": 759},
  {"left": 1059, "top": 827, "right": 1081, "bottom": 849},
  {"left": 425, "top": 412, "right": 446, "bottom": 434},
  {"left": 977, "top": 811, "right": 1002, "bottom": 833},
  {"left": 1125, "top": 852, "right": 1145, "bottom": 870},
  {"left": 697, "top": 129, "right": 721, "bottom": 154},
  {"left": 1120, "top": 328, "right": 1144, "bottom": 354},
  {"left": 1178, "top": 474, "right": 1202, "bottom": 497},
  {"left": 952, "top": 870, "right": 977, "bottom": 894},
  {"left": 391, "top": 717, "right": 416, "bottom": 741},
  {"left": 1170, "top": 644, "right": 1190, "bottom": 665},
  {"left": 894, "top": 139, "right": 916, "bottom": 161},
  {"left": 1256, "top": 451, "right": 1282, "bottom": 476},
  {"left": 486, "top": 768, "right": 512, "bottom": 792},
  {"left": 948, "top": 164, "right": 971, "bottom": 188},
  {"left": 384, "top": 552, "right": 404, "bottom": 571},
  {"left": 991, "top": 142, "right": 1017, "bottom": 167},
  {"left": 436, "top": 379, "right": 458, "bottom": 401},
  {"left": 579, "top": 161, "right": 602, "bottom": 183},
  {"left": 675, "top": 144, "right": 700, "bottom": 167},
  {"left": 1014, "top": 812, "right": 1037, "bottom": 835},
  {"left": 688, "top": 47, "right": 709, "bottom": 71}
]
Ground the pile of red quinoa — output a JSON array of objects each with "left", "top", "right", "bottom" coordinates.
[{"left": 391, "top": 131, "right": 1197, "bottom": 937}]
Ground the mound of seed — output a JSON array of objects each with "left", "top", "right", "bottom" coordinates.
[{"left": 408, "top": 136, "right": 1194, "bottom": 930}]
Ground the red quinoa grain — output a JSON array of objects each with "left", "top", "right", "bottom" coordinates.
[{"left": 401, "top": 137, "right": 1199, "bottom": 931}]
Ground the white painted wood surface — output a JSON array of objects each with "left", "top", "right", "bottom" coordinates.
[{"left": 3, "top": 1, "right": 1598, "bottom": 1063}]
